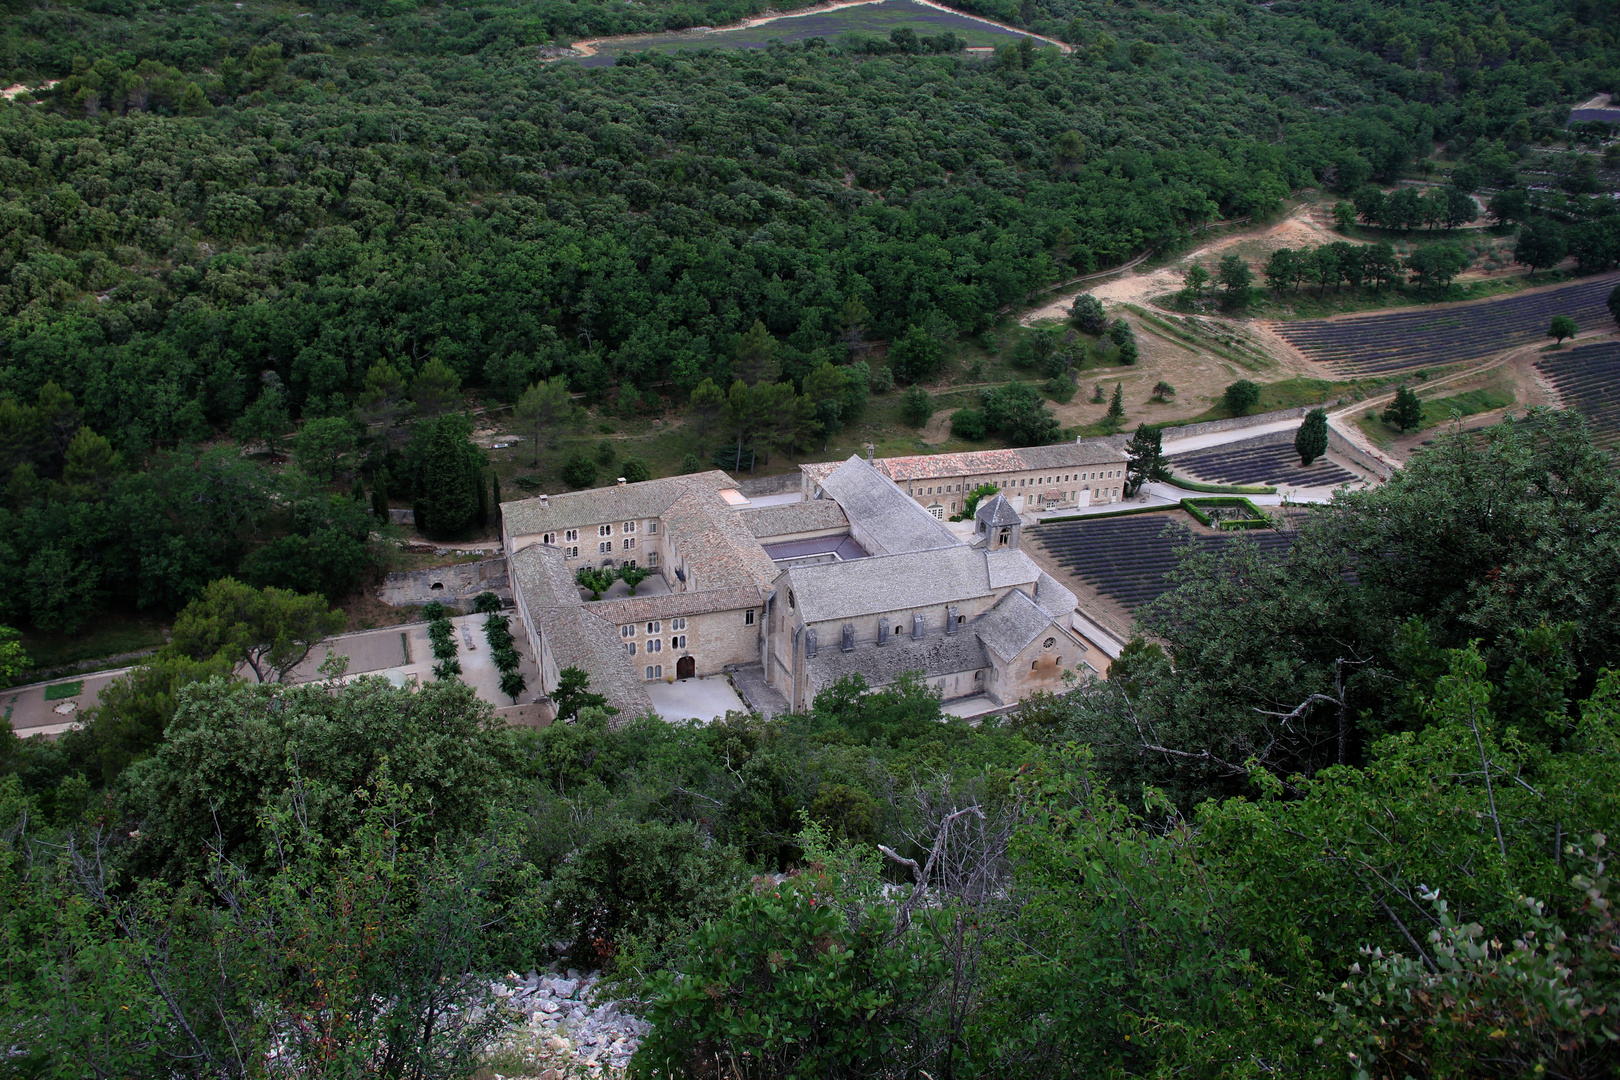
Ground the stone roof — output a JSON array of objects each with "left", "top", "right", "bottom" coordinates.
[
  {"left": 976, "top": 494, "right": 1022, "bottom": 528},
  {"left": 739, "top": 499, "right": 849, "bottom": 539},
  {"left": 815, "top": 455, "right": 960, "bottom": 556},
  {"left": 501, "top": 471, "right": 737, "bottom": 538},
  {"left": 972, "top": 588, "right": 1063, "bottom": 663},
  {"left": 1032, "top": 571, "right": 1078, "bottom": 619},
  {"left": 782, "top": 545, "right": 994, "bottom": 624},
  {"left": 878, "top": 440, "right": 1125, "bottom": 482},
  {"left": 507, "top": 545, "right": 654, "bottom": 719},
  {"left": 592, "top": 586, "right": 763, "bottom": 625},
  {"left": 806, "top": 631, "right": 990, "bottom": 699},
  {"left": 661, "top": 490, "right": 779, "bottom": 593},
  {"left": 985, "top": 547, "right": 1041, "bottom": 590}
]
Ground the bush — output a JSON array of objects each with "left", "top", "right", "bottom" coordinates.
[
  {"left": 634, "top": 875, "right": 948, "bottom": 1077},
  {"left": 1041, "top": 376, "right": 1076, "bottom": 403},
  {"left": 560, "top": 452, "right": 597, "bottom": 489},
  {"left": 472, "top": 591, "right": 502, "bottom": 614},
  {"left": 888, "top": 325, "right": 944, "bottom": 384},
  {"left": 868, "top": 365, "right": 894, "bottom": 395},
  {"left": 1222, "top": 380, "right": 1261, "bottom": 416},
  {"left": 541, "top": 818, "right": 744, "bottom": 970},
  {"left": 950, "top": 408, "right": 987, "bottom": 441},
  {"left": 1069, "top": 293, "right": 1107, "bottom": 334},
  {"left": 901, "top": 385, "right": 932, "bottom": 427},
  {"left": 620, "top": 456, "right": 650, "bottom": 483},
  {"left": 678, "top": 451, "right": 701, "bottom": 474}
]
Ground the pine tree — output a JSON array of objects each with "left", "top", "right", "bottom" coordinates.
[
  {"left": 1382, "top": 386, "right": 1424, "bottom": 432},
  {"left": 1107, "top": 383, "right": 1126, "bottom": 425},
  {"left": 371, "top": 472, "right": 390, "bottom": 522},
  {"left": 1124, "top": 425, "right": 1171, "bottom": 496},
  {"left": 1295, "top": 408, "right": 1329, "bottom": 465}
]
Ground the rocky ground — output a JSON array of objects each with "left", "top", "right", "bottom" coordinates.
[{"left": 482, "top": 969, "right": 648, "bottom": 1079}]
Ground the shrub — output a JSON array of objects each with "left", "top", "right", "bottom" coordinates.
[
  {"left": 472, "top": 591, "right": 502, "bottom": 614},
  {"left": 950, "top": 408, "right": 987, "bottom": 441},
  {"left": 678, "top": 451, "right": 701, "bottom": 474},
  {"left": 432, "top": 658, "right": 462, "bottom": 680},
  {"left": 868, "top": 365, "right": 894, "bottom": 395},
  {"left": 1222, "top": 380, "right": 1261, "bottom": 416},
  {"left": 1069, "top": 293, "right": 1107, "bottom": 334},
  {"left": 620, "top": 456, "right": 650, "bottom": 483},
  {"left": 901, "top": 385, "right": 932, "bottom": 427},
  {"left": 560, "top": 452, "right": 597, "bottom": 489}
]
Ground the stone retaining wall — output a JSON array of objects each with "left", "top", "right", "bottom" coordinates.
[
  {"left": 1158, "top": 406, "right": 1309, "bottom": 443},
  {"left": 1327, "top": 427, "right": 1395, "bottom": 480}
]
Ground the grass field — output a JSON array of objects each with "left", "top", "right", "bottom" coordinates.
[
  {"left": 43, "top": 681, "right": 83, "bottom": 701},
  {"left": 1355, "top": 386, "right": 1515, "bottom": 447},
  {"left": 578, "top": 0, "right": 1027, "bottom": 65},
  {"left": 20, "top": 615, "right": 168, "bottom": 673}
]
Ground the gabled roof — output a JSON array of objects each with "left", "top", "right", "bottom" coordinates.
[
  {"left": 508, "top": 544, "right": 654, "bottom": 719},
  {"left": 877, "top": 440, "right": 1127, "bottom": 482},
  {"left": 781, "top": 545, "right": 994, "bottom": 624},
  {"left": 661, "top": 489, "right": 779, "bottom": 593},
  {"left": 739, "top": 499, "right": 849, "bottom": 539},
  {"left": 805, "top": 632, "right": 990, "bottom": 699},
  {"left": 815, "top": 455, "right": 960, "bottom": 556},
  {"left": 501, "top": 471, "right": 737, "bottom": 537},
  {"left": 985, "top": 546, "right": 1041, "bottom": 590},
  {"left": 976, "top": 493, "right": 1022, "bottom": 527},
  {"left": 972, "top": 588, "right": 1067, "bottom": 663}
]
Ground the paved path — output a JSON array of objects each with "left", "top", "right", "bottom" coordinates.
[
  {"left": 646, "top": 677, "right": 747, "bottom": 722},
  {"left": 1159, "top": 417, "right": 1303, "bottom": 455},
  {"left": 3, "top": 668, "right": 132, "bottom": 738}
]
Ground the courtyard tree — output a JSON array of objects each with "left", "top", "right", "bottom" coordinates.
[
  {"left": 499, "top": 669, "right": 526, "bottom": 704},
  {"left": 168, "top": 578, "right": 346, "bottom": 684},
  {"left": 618, "top": 565, "right": 651, "bottom": 595},
  {"left": 1548, "top": 315, "right": 1578, "bottom": 344},
  {"left": 1222, "top": 380, "right": 1261, "bottom": 416},
  {"left": 1152, "top": 381, "right": 1176, "bottom": 401},
  {"left": 576, "top": 566, "right": 617, "bottom": 600},
  {"left": 1295, "top": 408, "right": 1329, "bottom": 465},
  {"left": 293, "top": 416, "right": 358, "bottom": 481},
  {"left": 1383, "top": 385, "right": 1424, "bottom": 432},
  {"left": 409, "top": 414, "right": 486, "bottom": 538},
  {"left": 1124, "top": 425, "right": 1170, "bottom": 496},
  {"left": 552, "top": 665, "right": 611, "bottom": 721},
  {"left": 515, "top": 376, "right": 575, "bottom": 466}
]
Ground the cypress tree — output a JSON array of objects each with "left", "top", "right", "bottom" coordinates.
[
  {"left": 1295, "top": 408, "right": 1329, "bottom": 466},
  {"left": 475, "top": 469, "right": 489, "bottom": 529},
  {"left": 490, "top": 471, "right": 502, "bottom": 525},
  {"left": 372, "top": 473, "right": 390, "bottom": 522},
  {"left": 410, "top": 414, "right": 484, "bottom": 538},
  {"left": 1107, "top": 382, "right": 1126, "bottom": 424}
]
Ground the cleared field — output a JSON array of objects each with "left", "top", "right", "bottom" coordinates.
[
  {"left": 1171, "top": 430, "right": 1359, "bottom": 488},
  {"left": 1030, "top": 513, "right": 1294, "bottom": 613},
  {"left": 1535, "top": 341, "right": 1620, "bottom": 448},
  {"left": 1270, "top": 274, "right": 1620, "bottom": 376},
  {"left": 578, "top": 0, "right": 1024, "bottom": 66}
]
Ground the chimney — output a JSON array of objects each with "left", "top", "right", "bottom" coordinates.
[
  {"left": 911, "top": 613, "right": 924, "bottom": 641},
  {"left": 865, "top": 443, "right": 875, "bottom": 462},
  {"left": 617, "top": 477, "right": 627, "bottom": 486}
]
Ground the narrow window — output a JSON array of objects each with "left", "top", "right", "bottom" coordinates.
[
  {"left": 624, "top": 521, "right": 636, "bottom": 533},
  {"left": 626, "top": 642, "right": 637, "bottom": 656},
  {"left": 565, "top": 529, "right": 578, "bottom": 542},
  {"left": 745, "top": 609, "right": 756, "bottom": 626},
  {"left": 600, "top": 524, "right": 611, "bottom": 537},
  {"left": 647, "top": 521, "right": 658, "bottom": 534},
  {"left": 543, "top": 532, "right": 555, "bottom": 545},
  {"left": 648, "top": 552, "right": 659, "bottom": 568}
]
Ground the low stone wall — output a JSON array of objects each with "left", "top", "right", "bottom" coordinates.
[
  {"left": 734, "top": 471, "right": 799, "bottom": 497},
  {"left": 378, "top": 556, "right": 511, "bottom": 612},
  {"left": 1157, "top": 406, "right": 1309, "bottom": 443},
  {"left": 1327, "top": 427, "right": 1396, "bottom": 480}
]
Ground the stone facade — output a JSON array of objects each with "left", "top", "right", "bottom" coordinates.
[{"left": 801, "top": 438, "right": 1131, "bottom": 518}]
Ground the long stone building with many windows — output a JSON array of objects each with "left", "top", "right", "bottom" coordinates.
[
  {"left": 799, "top": 439, "right": 1130, "bottom": 519},
  {"left": 501, "top": 454, "right": 1098, "bottom": 721}
]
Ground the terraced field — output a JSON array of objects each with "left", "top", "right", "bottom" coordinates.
[
  {"left": 1535, "top": 341, "right": 1620, "bottom": 449},
  {"left": 1030, "top": 513, "right": 1294, "bottom": 613},
  {"left": 1271, "top": 274, "right": 1620, "bottom": 376},
  {"left": 1170, "top": 431, "right": 1360, "bottom": 488}
]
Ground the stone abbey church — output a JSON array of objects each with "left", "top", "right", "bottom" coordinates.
[{"left": 501, "top": 440, "right": 1124, "bottom": 720}]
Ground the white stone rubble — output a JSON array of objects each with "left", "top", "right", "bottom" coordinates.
[{"left": 483, "top": 967, "right": 650, "bottom": 1076}]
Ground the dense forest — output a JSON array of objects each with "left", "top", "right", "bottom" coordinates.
[{"left": 4, "top": 0, "right": 1620, "bottom": 1074}]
